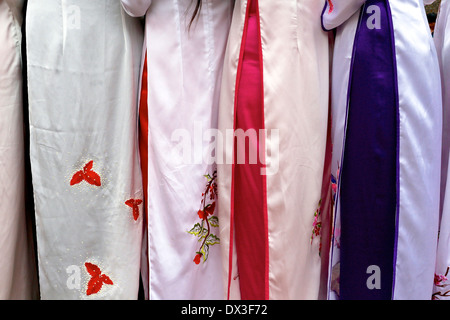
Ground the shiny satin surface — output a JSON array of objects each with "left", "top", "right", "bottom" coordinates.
[
  {"left": 233, "top": 0, "right": 267, "bottom": 299},
  {"left": 433, "top": 0, "right": 450, "bottom": 300},
  {"left": 390, "top": 0, "right": 441, "bottom": 300},
  {"left": 0, "top": 0, "right": 38, "bottom": 299},
  {"left": 339, "top": 0, "right": 398, "bottom": 300},
  {"left": 26, "top": 1, "right": 144, "bottom": 299},
  {"left": 218, "top": 0, "right": 331, "bottom": 300},
  {"left": 323, "top": 0, "right": 442, "bottom": 300},
  {"left": 121, "top": 0, "right": 233, "bottom": 300}
]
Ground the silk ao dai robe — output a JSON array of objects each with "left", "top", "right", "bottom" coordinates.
[
  {"left": 26, "top": 1, "right": 144, "bottom": 299},
  {"left": 120, "top": 0, "right": 233, "bottom": 300},
  {"left": 0, "top": 0, "right": 38, "bottom": 299},
  {"left": 217, "top": 0, "right": 332, "bottom": 300},
  {"left": 322, "top": 0, "right": 442, "bottom": 300}
]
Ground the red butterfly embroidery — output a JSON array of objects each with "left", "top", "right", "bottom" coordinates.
[
  {"left": 327, "top": 0, "right": 334, "bottom": 13},
  {"left": 125, "top": 199, "right": 143, "bottom": 221},
  {"left": 70, "top": 160, "right": 101, "bottom": 186},
  {"left": 85, "top": 262, "right": 113, "bottom": 296}
]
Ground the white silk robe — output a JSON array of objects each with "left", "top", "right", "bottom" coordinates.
[
  {"left": 26, "top": 1, "right": 144, "bottom": 299},
  {"left": 323, "top": 0, "right": 441, "bottom": 300},
  {"left": 217, "top": 0, "right": 331, "bottom": 300},
  {"left": 433, "top": 0, "right": 450, "bottom": 300},
  {"left": 0, "top": 0, "right": 38, "bottom": 300},
  {"left": 120, "top": 0, "right": 233, "bottom": 300}
]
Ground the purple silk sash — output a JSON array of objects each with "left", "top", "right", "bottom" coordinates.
[{"left": 339, "top": 0, "right": 398, "bottom": 300}]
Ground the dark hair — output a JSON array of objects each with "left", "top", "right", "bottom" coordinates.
[
  {"left": 189, "top": 0, "right": 202, "bottom": 28},
  {"left": 427, "top": 13, "right": 437, "bottom": 24}
]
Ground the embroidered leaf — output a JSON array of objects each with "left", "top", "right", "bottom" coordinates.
[
  {"left": 208, "top": 216, "right": 219, "bottom": 228},
  {"left": 201, "top": 244, "right": 210, "bottom": 262},
  {"left": 70, "top": 170, "right": 84, "bottom": 186},
  {"left": 85, "top": 262, "right": 101, "bottom": 277},
  {"left": 70, "top": 160, "right": 101, "bottom": 187},
  {"left": 84, "top": 262, "right": 113, "bottom": 296},
  {"left": 84, "top": 170, "right": 101, "bottom": 186},
  {"left": 131, "top": 208, "right": 139, "bottom": 221},
  {"left": 187, "top": 223, "right": 204, "bottom": 237},
  {"left": 87, "top": 276, "right": 104, "bottom": 296},
  {"left": 84, "top": 160, "right": 94, "bottom": 172},
  {"left": 125, "top": 199, "right": 143, "bottom": 221},
  {"left": 205, "top": 234, "right": 220, "bottom": 246},
  {"left": 100, "top": 274, "right": 113, "bottom": 285}
]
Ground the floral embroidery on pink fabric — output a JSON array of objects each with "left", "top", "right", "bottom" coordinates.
[
  {"left": 327, "top": 0, "right": 334, "bottom": 13},
  {"left": 331, "top": 167, "right": 340, "bottom": 204},
  {"left": 125, "top": 199, "right": 143, "bottom": 221},
  {"left": 433, "top": 267, "right": 450, "bottom": 300},
  {"left": 311, "top": 199, "right": 323, "bottom": 255},
  {"left": 70, "top": 160, "right": 101, "bottom": 186},
  {"left": 85, "top": 262, "right": 113, "bottom": 296},
  {"left": 188, "top": 170, "right": 220, "bottom": 264},
  {"left": 333, "top": 227, "right": 341, "bottom": 249}
]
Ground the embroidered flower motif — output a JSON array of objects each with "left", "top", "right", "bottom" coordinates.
[
  {"left": 331, "top": 167, "right": 340, "bottom": 203},
  {"left": 85, "top": 262, "right": 113, "bottom": 296},
  {"left": 435, "top": 273, "right": 448, "bottom": 286},
  {"left": 188, "top": 170, "right": 220, "bottom": 264},
  {"left": 193, "top": 253, "right": 203, "bottom": 265},
  {"left": 327, "top": 0, "right": 334, "bottom": 13},
  {"left": 433, "top": 267, "right": 450, "bottom": 300},
  {"left": 70, "top": 160, "right": 101, "bottom": 186},
  {"left": 125, "top": 198, "right": 143, "bottom": 221},
  {"left": 333, "top": 227, "right": 341, "bottom": 249},
  {"left": 311, "top": 199, "right": 323, "bottom": 255}
]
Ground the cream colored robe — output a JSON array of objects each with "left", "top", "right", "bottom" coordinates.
[
  {"left": 217, "top": 0, "right": 331, "bottom": 300},
  {"left": 0, "top": 0, "right": 38, "bottom": 300}
]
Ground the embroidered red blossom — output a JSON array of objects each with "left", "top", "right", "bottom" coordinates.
[
  {"left": 205, "top": 201, "right": 215, "bottom": 215},
  {"left": 198, "top": 202, "right": 216, "bottom": 221},
  {"left": 198, "top": 210, "right": 207, "bottom": 220},
  {"left": 70, "top": 160, "right": 101, "bottom": 186},
  {"left": 193, "top": 253, "right": 203, "bottom": 265},
  {"left": 125, "top": 199, "right": 143, "bottom": 221},
  {"left": 85, "top": 262, "right": 113, "bottom": 296}
]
